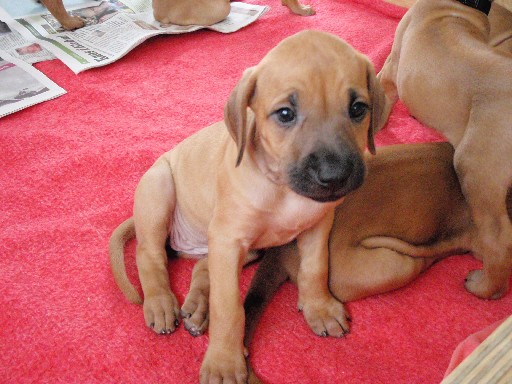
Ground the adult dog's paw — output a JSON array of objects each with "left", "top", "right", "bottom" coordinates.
[{"left": 465, "top": 269, "right": 508, "bottom": 300}]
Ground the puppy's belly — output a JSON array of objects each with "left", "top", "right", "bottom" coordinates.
[{"left": 169, "top": 204, "right": 208, "bottom": 257}]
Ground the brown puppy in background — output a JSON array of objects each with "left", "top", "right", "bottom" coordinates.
[
  {"left": 39, "top": 0, "right": 86, "bottom": 30},
  {"left": 153, "top": 0, "right": 315, "bottom": 26},
  {"left": 109, "top": 30, "right": 387, "bottom": 384},
  {"left": 378, "top": 0, "right": 512, "bottom": 299},
  {"left": 39, "top": 0, "right": 315, "bottom": 31},
  {"left": 242, "top": 142, "right": 512, "bottom": 382}
]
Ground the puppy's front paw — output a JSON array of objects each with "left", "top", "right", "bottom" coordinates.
[
  {"left": 143, "top": 292, "right": 180, "bottom": 334},
  {"left": 200, "top": 349, "right": 247, "bottom": 384},
  {"left": 464, "top": 269, "right": 508, "bottom": 300},
  {"left": 61, "top": 16, "right": 85, "bottom": 30},
  {"left": 299, "top": 296, "right": 350, "bottom": 337},
  {"left": 181, "top": 288, "right": 209, "bottom": 336}
]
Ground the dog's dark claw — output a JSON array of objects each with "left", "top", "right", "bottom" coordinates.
[
  {"left": 320, "top": 330, "right": 328, "bottom": 337},
  {"left": 187, "top": 327, "right": 201, "bottom": 337},
  {"left": 174, "top": 319, "right": 180, "bottom": 327},
  {"left": 180, "top": 310, "right": 191, "bottom": 319}
]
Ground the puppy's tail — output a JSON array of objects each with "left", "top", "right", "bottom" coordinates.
[
  {"left": 244, "top": 247, "right": 290, "bottom": 382},
  {"left": 109, "top": 217, "right": 143, "bottom": 304},
  {"left": 361, "top": 235, "right": 471, "bottom": 258}
]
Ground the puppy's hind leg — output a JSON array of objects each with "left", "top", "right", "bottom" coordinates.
[
  {"left": 133, "top": 156, "right": 181, "bottom": 334},
  {"left": 181, "top": 250, "right": 262, "bottom": 337},
  {"left": 181, "top": 258, "right": 210, "bottom": 336}
]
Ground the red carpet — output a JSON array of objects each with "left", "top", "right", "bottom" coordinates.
[{"left": 1, "top": 0, "right": 511, "bottom": 383}]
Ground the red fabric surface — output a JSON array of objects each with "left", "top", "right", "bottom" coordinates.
[{"left": 1, "top": 1, "right": 511, "bottom": 383}]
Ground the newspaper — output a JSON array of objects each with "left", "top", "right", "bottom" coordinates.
[
  {"left": 0, "top": 49, "right": 66, "bottom": 118},
  {"left": 0, "top": 21, "right": 55, "bottom": 64},
  {"left": 0, "top": 0, "right": 268, "bottom": 73}
]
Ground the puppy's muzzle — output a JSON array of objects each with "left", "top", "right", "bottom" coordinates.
[{"left": 288, "top": 148, "right": 366, "bottom": 202}]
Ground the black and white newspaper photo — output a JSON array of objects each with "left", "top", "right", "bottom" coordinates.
[{"left": 0, "top": 50, "right": 66, "bottom": 118}]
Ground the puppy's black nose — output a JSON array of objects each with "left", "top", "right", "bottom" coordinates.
[{"left": 307, "top": 150, "right": 354, "bottom": 188}]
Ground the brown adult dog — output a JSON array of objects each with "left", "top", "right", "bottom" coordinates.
[
  {"left": 242, "top": 142, "right": 512, "bottom": 382},
  {"left": 378, "top": 0, "right": 512, "bottom": 299},
  {"left": 39, "top": 0, "right": 86, "bottom": 30},
  {"left": 153, "top": 0, "right": 315, "bottom": 26},
  {"left": 109, "top": 30, "right": 387, "bottom": 383}
]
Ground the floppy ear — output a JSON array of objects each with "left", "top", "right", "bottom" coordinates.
[
  {"left": 366, "top": 63, "right": 388, "bottom": 155},
  {"left": 224, "top": 67, "right": 257, "bottom": 167}
]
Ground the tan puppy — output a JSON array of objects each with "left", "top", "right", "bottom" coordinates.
[
  {"left": 39, "top": 0, "right": 86, "bottom": 30},
  {"left": 153, "top": 0, "right": 315, "bottom": 26},
  {"left": 242, "top": 142, "right": 512, "bottom": 382},
  {"left": 378, "top": 0, "right": 512, "bottom": 299},
  {"left": 109, "top": 30, "right": 387, "bottom": 383}
]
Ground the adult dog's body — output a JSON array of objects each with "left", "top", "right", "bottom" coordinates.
[
  {"left": 110, "top": 30, "right": 387, "bottom": 383},
  {"left": 242, "top": 142, "right": 512, "bottom": 382},
  {"left": 378, "top": 0, "right": 512, "bottom": 299}
]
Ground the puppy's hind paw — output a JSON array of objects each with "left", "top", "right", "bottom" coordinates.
[{"left": 181, "top": 289, "right": 209, "bottom": 336}]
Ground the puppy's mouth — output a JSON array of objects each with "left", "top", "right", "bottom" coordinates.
[{"left": 287, "top": 149, "right": 366, "bottom": 203}]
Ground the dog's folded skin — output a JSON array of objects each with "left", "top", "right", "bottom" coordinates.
[
  {"left": 110, "top": 30, "right": 388, "bottom": 383},
  {"left": 378, "top": 0, "right": 512, "bottom": 299}
]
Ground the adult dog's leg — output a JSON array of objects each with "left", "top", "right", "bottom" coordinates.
[
  {"left": 454, "top": 116, "right": 512, "bottom": 299},
  {"left": 133, "top": 157, "right": 181, "bottom": 334}
]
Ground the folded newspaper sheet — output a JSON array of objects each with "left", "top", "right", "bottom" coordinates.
[
  {"left": 0, "top": 0, "right": 268, "bottom": 73},
  {"left": 0, "top": 50, "right": 66, "bottom": 118}
]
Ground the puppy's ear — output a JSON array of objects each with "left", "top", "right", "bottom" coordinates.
[
  {"left": 224, "top": 67, "right": 257, "bottom": 167},
  {"left": 366, "top": 63, "right": 388, "bottom": 155}
]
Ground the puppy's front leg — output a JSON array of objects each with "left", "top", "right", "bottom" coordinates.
[
  {"left": 40, "top": 0, "right": 85, "bottom": 30},
  {"left": 200, "top": 226, "right": 247, "bottom": 384},
  {"left": 297, "top": 209, "right": 350, "bottom": 337},
  {"left": 133, "top": 157, "right": 180, "bottom": 334}
]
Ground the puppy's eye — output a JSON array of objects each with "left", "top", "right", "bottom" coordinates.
[
  {"left": 349, "top": 102, "right": 368, "bottom": 121},
  {"left": 274, "top": 107, "right": 296, "bottom": 125}
]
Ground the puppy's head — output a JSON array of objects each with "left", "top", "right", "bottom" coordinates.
[{"left": 225, "top": 30, "right": 387, "bottom": 202}]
